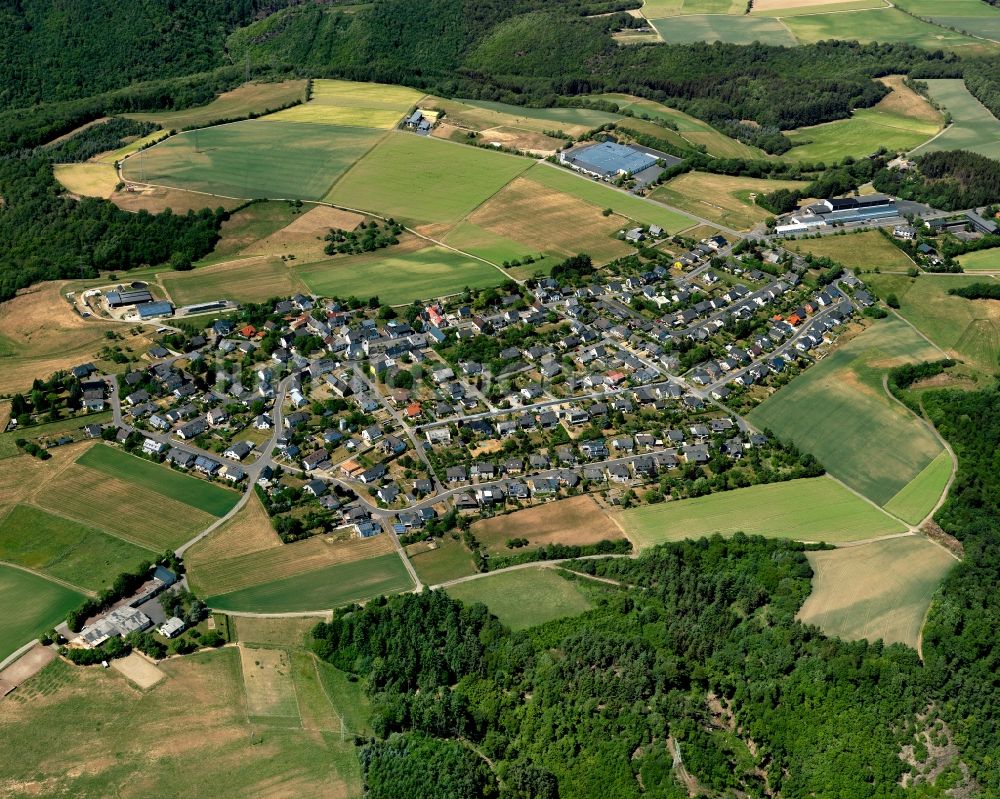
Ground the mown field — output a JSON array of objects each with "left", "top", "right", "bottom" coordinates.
[
  {"left": 0, "top": 565, "right": 83, "bottom": 662},
  {"left": 325, "top": 132, "right": 532, "bottom": 225},
  {"left": 298, "top": 244, "right": 503, "bottom": 304},
  {"left": 957, "top": 248, "right": 1000, "bottom": 272},
  {"left": 205, "top": 552, "right": 414, "bottom": 612},
  {"left": 652, "top": 172, "right": 808, "bottom": 230},
  {"left": 426, "top": 97, "right": 620, "bottom": 138},
  {"left": 266, "top": 78, "right": 425, "bottom": 129},
  {"left": 0, "top": 650, "right": 364, "bottom": 797},
  {"left": 196, "top": 201, "right": 303, "bottom": 264},
  {"left": 798, "top": 535, "right": 954, "bottom": 649},
  {"left": 866, "top": 273, "right": 1000, "bottom": 375},
  {"left": 911, "top": 80, "right": 1000, "bottom": 160},
  {"left": 53, "top": 163, "right": 119, "bottom": 199},
  {"left": 789, "top": 230, "right": 915, "bottom": 271},
  {"left": 649, "top": 14, "right": 798, "bottom": 46},
  {"left": 527, "top": 164, "right": 697, "bottom": 233},
  {"left": 883, "top": 450, "right": 952, "bottom": 525},
  {"left": 752, "top": 0, "right": 891, "bottom": 15},
  {"left": 446, "top": 567, "right": 594, "bottom": 630},
  {"left": 782, "top": 7, "right": 988, "bottom": 51},
  {"left": 126, "top": 79, "right": 308, "bottom": 130},
  {"left": 122, "top": 120, "right": 385, "bottom": 201},
  {"left": 619, "top": 477, "right": 904, "bottom": 549},
  {"left": 0, "top": 504, "right": 149, "bottom": 592},
  {"left": 162, "top": 255, "right": 308, "bottom": 306},
  {"left": 748, "top": 318, "right": 946, "bottom": 506},
  {"left": 408, "top": 535, "right": 478, "bottom": 587}
]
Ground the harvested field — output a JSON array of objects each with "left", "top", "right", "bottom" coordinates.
[
  {"left": 265, "top": 79, "right": 425, "bottom": 129},
  {"left": 789, "top": 230, "right": 915, "bottom": 271},
  {"left": 619, "top": 477, "right": 904, "bottom": 549},
  {"left": 0, "top": 443, "right": 85, "bottom": 504},
  {"left": 198, "top": 201, "right": 302, "bottom": 264},
  {"left": 189, "top": 531, "right": 395, "bottom": 598},
  {"left": 472, "top": 495, "right": 626, "bottom": 556},
  {"left": 425, "top": 97, "right": 620, "bottom": 137},
  {"left": 240, "top": 646, "right": 299, "bottom": 724},
  {"left": 446, "top": 567, "right": 594, "bottom": 630},
  {"left": 241, "top": 204, "right": 366, "bottom": 262},
  {"left": 111, "top": 653, "right": 166, "bottom": 689},
  {"left": 161, "top": 255, "right": 308, "bottom": 306},
  {"left": 473, "top": 126, "right": 566, "bottom": 155},
  {"left": 53, "top": 163, "right": 119, "bottom": 199},
  {"left": 111, "top": 184, "right": 243, "bottom": 214},
  {"left": 127, "top": 80, "right": 308, "bottom": 130},
  {"left": 0, "top": 565, "right": 83, "bottom": 662},
  {"left": 206, "top": 552, "right": 414, "bottom": 613},
  {"left": 442, "top": 222, "right": 556, "bottom": 275},
  {"left": 0, "top": 648, "right": 362, "bottom": 797},
  {"left": 798, "top": 535, "right": 954, "bottom": 649},
  {"left": 653, "top": 172, "right": 808, "bottom": 230},
  {"left": 186, "top": 492, "right": 279, "bottom": 570}
]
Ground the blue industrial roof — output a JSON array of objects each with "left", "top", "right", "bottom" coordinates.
[
  {"left": 572, "top": 142, "right": 656, "bottom": 176},
  {"left": 137, "top": 301, "right": 174, "bottom": 319}
]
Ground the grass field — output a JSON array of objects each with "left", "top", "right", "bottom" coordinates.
[
  {"left": 162, "top": 255, "right": 308, "bottom": 306},
  {"left": 748, "top": 318, "right": 946, "bottom": 505},
  {"left": 205, "top": 552, "right": 414, "bottom": 612},
  {"left": 266, "top": 79, "right": 425, "bottom": 129},
  {"left": 894, "top": 0, "right": 1000, "bottom": 40},
  {"left": 235, "top": 616, "right": 324, "bottom": 649},
  {"left": 883, "top": 451, "right": 952, "bottom": 525},
  {"left": 789, "top": 230, "right": 915, "bottom": 271},
  {"left": 652, "top": 172, "right": 808, "bottom": 230},
  {"left": 752, "top": 0, "right": 891, "bottom": 14},
  {"left": 783, "top": 7, "right": 987, "bottom": 51},
  {"left": 649, "top": 14, "right": 798, "bottom": 45},
  {"left": 326, "top": 132, "right": 532, "bottom": 225},
  {"left": 957, "top": 248, "right": 1000, "bottom": 272},
  {"left": 619, "top": 477, "right": 904, "bottom": 548},
  {"left": 298, "top": 243, "right": 503, "bottom": 304},
  {"left": 782, "top": 77, "right": 942, "bottom": 162},
  {"left": 866, "top": 273, "right": 1000, "bottom": 375},
  {"left": 77, "top": 444, "right": 239, "bottom": 516},
  {"left": 446, "top": 567, "right": 594, "bottom": 630},
  {"left": 197, "top": 201, "right": 302, "bottom": 264},
  {"left": 127, "top": 80, "right": 308, "bottom": 130},
  {"left": 315, "top": 657, "right": 374, "bottom": 737},
  {"left": 95, "top": 129, "right": 171, "bottom": 165},
  {"left": 911, "top": 80, "right": 1000, "bottom": 160},
  {"left": 240, "top": 204, "right": 366, "bottom": 262},
  {"left": 0, "top": 504, "right": 148, "bottom": 592},
  {"left": 122, "top": 120, "right": 385, "bottom": 201},
  {"left": 527, "top": 164, "right": 697, "bottom": 233},
  {"left": 0, "top": 649, "right": 363, "bottom": 796},
  {"left": 53, "top": 163, "right": 119, "bottom": 199},
  {"left": 408, "top": 535, "right": 478, "bottom": 586},
  {"left": 798, "top": 535, "right": 954, "bottom": 649},
  {"left": 240, "top": 645, "right": 300, "bottom": 725},
  {"left": 427, "top": 97, "right": 621, "bottom": 138},
  {"left": 0, "top": 565, "right": 83, "bottom": 661},
  {"left": 472, "top": 495, "right": 626, "bottom": 556}
]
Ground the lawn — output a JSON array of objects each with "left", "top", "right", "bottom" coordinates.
[
  {"left": 446, "top": 567, "right": 594, "bottom": 630},
  {"left": 77, "top": 444, "right": 240, "bottom": 516},
  {"left": 205, "top": 552, "right": 414, "bottom": 612},
  {"left": 789, "top": 230, "right": 915, "bottom": 271},
  {"left": 325, "top": 132, "right": 532, "bottom": 225},
  {"left": 649, "top": 14, "right": 799, "bottom": 46},
  {"left": 0, "top": 565, "right": 83, "bottom": 661},
  {"left": 122, "top": 120, "right": 386, "bottom": 201},
  {"left": 408, "top": 535, "right": 478, "bottom": 587},
  {"left": 619, "top": 477, "right": 904, "bottom": 549},
  {"left": 527, "top": 164, "right": 697, "bottom": 233},
  {"left": 265, "top": 78, "right": 425, "bottom": 129},
  {"left": 866, "top": 273, "right": 1000, "bottom": 375},
  {"left": 748, "top": 318, "right": 946, "bottom": 506},
  {"left": 298, "top": 244, "right": 503, "bottom": 305},
  {"left": 0, "top": 649, "right": 363, "bottom": 796},
  {"left": 883, "top": 450, "right": 952, "bottom": 525},
  {"left": 783, "top": 7, "right": 987, "bottom": 51},
  {"left": 652, "top": 172, "right": 808, "bottom": 231},
  {"left": 0, "top": 505, "right": 149, "bottom": 592},
  {"left": 162, "top": 255, "right": 308, "bottom": 306},
  {"left": 911, "top": 80, "right": 1000, "bottom": 160},
  {"left": 797, "top": 535, "right": 954, "bottom": 649},
  {"left": 126, "top": 79, "right": 308, "bottom": 130},
  {"left": 957, "top": 248, "right": 1000, "bottom": 272}
]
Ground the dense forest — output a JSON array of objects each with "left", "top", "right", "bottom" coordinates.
[
  {"left": 963, "top": 58, "right": 1000, "bottom": 120},
  {"left": 873, "top": 150, "right": 1000, "bottom": 210}
]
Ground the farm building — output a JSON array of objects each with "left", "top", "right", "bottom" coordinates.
[
  {"left": 562, "top": 141, "right": 658, "bottom": 179},
  {"left": 137, "top": 301, "right": 175, "bottom": 320},
  {"left": 106, "top": 288, "right": 153, "bottom": 307}
]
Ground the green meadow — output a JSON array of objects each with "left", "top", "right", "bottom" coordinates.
[
  {"left": 912, "top": 80, "right": 1000, "bottom": 160},
  {"left": 0, "top": 565, "right": 83, "bottom": 661}
]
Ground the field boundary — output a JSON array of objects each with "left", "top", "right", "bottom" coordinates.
[{"left": 0, "top": 558, "right": 92, "bottom": 597}]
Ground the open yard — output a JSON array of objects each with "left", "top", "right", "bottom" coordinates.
[
  {"left": 649, "top": 15, "right": 798, "bottom": 46},
  {"left": 446, "top": 567, "right": 594, "bottom": 630},
  {"left": 0, "top": 565, "right": 83, "bottom": 662},
  {"left": 162, "top": 255, "right": 308, "bottom": 306},
  {"left": 472, "top": 495, "right": 626, "bottom": 556},
  {"left": 788, "top": 230, "right": 915, "bottom": 271},
  {"left": 122, "top": 120, "right": 386, "bottom": 201},
  {"left": 748, "top": 318, "right": 946, "bottom": 506},
  {"left": 883, "top": 451, "right": 953, "bottom": 525},
  {"left": 619, "top": 477, "right": 904, "bottom": 549},
  {"left": 866, "top": 273, "right": 1000, "bottom": 375},
  {"left": 126, "top": 79, "right": 308, "bottom": 130},
  {"left": 325, "top": 132, "right": 532, "bottom": 225},
  {"left": 0, "top": 504, "right": 148, "bottom": 593},
  {"left": 911, "top": 80, "right": 1000, "bottom": 160},
  {"left": 298, "top": 243, "right": 503, "bottom": 305},
  {"left": 653, "top": 172, "right": 808, "bottom": 231},
  {"left": 797, "top": 535, "right": 954, "bottom": 649},
  {"left": 0, "top": 649, "right": 363, "bottom": 797},
  {"left": 265, "top": 79, "right": 425, "bottom": 129},
  {"left": 527, "top": 163, "right": 697, "bottom": 233},
  {"left": 205, "top": 552, "right": 414, "bottom": 613},
  {"left": 782, "top": 76, "right": 942, "bottom": 162}
]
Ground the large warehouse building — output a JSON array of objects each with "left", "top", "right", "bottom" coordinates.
[{"left": 562, "top": 141, "right": 661, "bottom": 179}]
